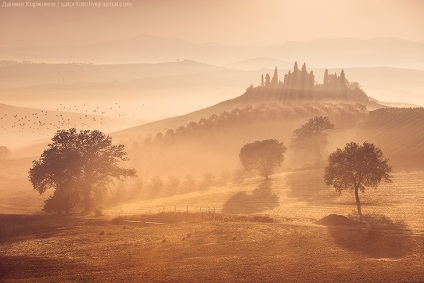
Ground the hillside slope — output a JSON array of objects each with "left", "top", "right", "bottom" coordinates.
[{"left": 355, "top": 107, "right": 424, "bottom": 169}]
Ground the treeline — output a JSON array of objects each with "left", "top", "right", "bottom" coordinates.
[
  {"left": 108, "top": 169, "right": 254, "bottom": 203},
  {"left": 129, "top": 102, "right": 367, "bottom": 147},
  {"left": 252, "top": 62, "right": 369, "bottom": 102}
]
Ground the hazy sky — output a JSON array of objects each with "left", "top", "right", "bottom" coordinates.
[{"left": 0, "top": 0, "right": 423, "bottom": 47}]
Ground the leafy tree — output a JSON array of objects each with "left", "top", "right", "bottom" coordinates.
[
  {"left": 291, "top": 116, "right": 335, "bottom": 162},
  {"left": 265, "top": 73, "right": 271, "bottom": 86},
  {"left": 164, "top": 175, "right": 180, "bottom": 196},
  {"left": 155, "top": 132, "right": 163, "bottom": 141},
  {"left": 246, "top": 84, "right": 255, "bottom": 92},
  {"left": 29, "top": 128, "right": 136, "bottom": 213},
  {"left": 239, "top": 139, "right": 286, "bottom": 179},
  {"left": 201, "top": 172, "right": 216, "bottom": 190},
  {"left": 148, "top": 176, "right": 164, "bottom": 198},
  {"left": 324, "top": 142, "right": 392, "bottom": 220},
  {"left": 181, "top": 174, "right": 196, "bottom": 193}
]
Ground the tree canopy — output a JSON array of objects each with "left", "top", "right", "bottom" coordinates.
[
  {"left": 29, "top": 128, "right": 136, "bottom": 213},
  {"left": 291, "top": 116, "right": 335, "bottom": 162},
  {"left": 324, "top": 142, "right": 392, "bottom": 220},
  {"left": 239, "top": 139, "right": 286, "bottom": 179}
]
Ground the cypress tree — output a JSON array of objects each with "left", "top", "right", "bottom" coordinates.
[
  {"left": 271, "top": 67, "right": 278, "bottom": 86},
  {"left": 324, "top": 69, "right": 329, "bottom": 84}
]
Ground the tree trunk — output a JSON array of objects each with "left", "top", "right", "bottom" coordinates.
[{"left": 354, "top": 186, "right": 363, "bottom": 221}]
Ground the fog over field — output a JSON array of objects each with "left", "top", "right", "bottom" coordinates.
[{"left": 1, "top": 1, "right": 424, "bottom": 282}]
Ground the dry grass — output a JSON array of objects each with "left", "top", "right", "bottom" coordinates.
[
  {"left": 1, "top": 214, "right": 423, "bottom": 282},
  {"left": 104, "top": 170, "right": 424, "bottom": 230},
  {"left": 1, "top": 170, "right": 424, "bottom": 282}
]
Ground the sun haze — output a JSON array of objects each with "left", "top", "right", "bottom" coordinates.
[{"left": 0, "top": 0, "right": 423, "bottom": 47}]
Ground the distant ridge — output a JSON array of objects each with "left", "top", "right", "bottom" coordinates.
[{"left": 1, "top": 36, "right": 423, "bottom": 68}]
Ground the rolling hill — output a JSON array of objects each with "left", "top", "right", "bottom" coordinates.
[
  {"left": 1, "top": 61, "right": 422, "bottom": 124},
  {"left": 355, "top": 107, "right": 424, "bottom": 169}
]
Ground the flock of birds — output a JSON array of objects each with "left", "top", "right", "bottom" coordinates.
[{"left": 0, "top": 102, "right": 133, "bottom": 134}]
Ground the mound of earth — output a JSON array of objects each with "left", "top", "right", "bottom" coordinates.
[{"left": 317, "top": 214, "right": 361, "bottom": 226}]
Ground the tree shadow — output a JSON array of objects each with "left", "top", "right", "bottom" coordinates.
[
  {"left": 0, "top": 255, "right": 89, "bottom": 281},
  {"left": 326, "top": 214, "right": 415, "bottom": 258},
  {"left": 0, "top": 214, "right": 77, "bottom": 244},
  {"left": 222, "top": 179, "right": 279, "bottom": 214},
  {"left": 286, "top": 169, "right": 332, "bottom": 202}
]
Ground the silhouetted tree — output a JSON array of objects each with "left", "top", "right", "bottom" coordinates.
[
  {"left": 339, "top": 69, "right": 346, "bottom": 89},
  {"left": 299, "top": 63, "right": 308, "bottom": 97},
  {"left": 148, "top": 176, "right": 164, "bottom": 198},
  {"left": 187, "top": 121, "right": 197, "bottom": 130},
  {"left": 308, "top": 71, "right": 315, "bottom": 98},
  {"left": 323, "top": 69, "right": 329, "bottom": 84},
  {"left": 175, "top": 125, "right": 186, "bottom": 134},
  {"left": 292, "top": 61, "right": 300, "bottom": 93},
  {"left": 201, "top": 172, "right": 216, "bottom": 190},
  {"left": 324, "top": 142, "right": 392, "bottom": 220},
  {"left": 265, "top": 73, "right": 271, "bottom": 86},
  {"left": 165, "top": 176, "right": 180, "bottom": 196},
  {"left": 261, "top": 74, "right": 264, "bottom": 86},
  {"left": 181, "top": 174, "right": 196, "bottom": 193},
  {"left": 294, "top": 61, "right": 299, "bottom": 72},
  {"left": 239, "top": 139, "right": 286, "bottom": 179},
  {"left": 246, "top": 84, "right": 255, "bottom": 92},
  {"left": 291, "top": 116, "right": 335, "bottom": 162},
  {"left": 301, "top": 62, "right": 307, "bottom": 74},
  {"left": 29, "top": 128, "right": 136, "bottom": 213},
  {"left": 340, "top": 69, "right": 345, "bottom": 81},
  {"left": 155, "top": 132, "right": 163, "bottom": 141},
  {"left": 165, "top": 129, "right": 175, "bottom": 137},
  {"left": 271, "top": 67, "right": 278, "bottom": 86}
]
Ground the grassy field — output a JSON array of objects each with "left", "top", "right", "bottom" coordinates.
[
  {"left": 105, "top": 170, "right": 424, "bottom": 232},
  {"left": 1, "top": 170, "right": 424, "bottom": 282},
  {"left": 1, "top": 213, "right": 423, "bottom": 282}
]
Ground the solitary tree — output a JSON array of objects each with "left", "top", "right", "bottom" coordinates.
[
  {"left": 291, "top": 116, "right": 335, "bottom": 162},
  {"left": 324, "top": 142, "right": 392, "bottom": 220},
  {"left": 29, "top": 128, "right": 136, "bottom": 213},
  {"left": 239, "top": 139, "right": 286, "bottom": 179}
]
